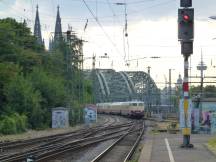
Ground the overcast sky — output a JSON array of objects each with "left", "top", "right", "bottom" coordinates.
[{"left": 1, "top": 0, "right": 216, "bottom": 88}]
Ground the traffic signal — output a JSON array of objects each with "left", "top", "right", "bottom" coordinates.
[
  {"left": 180, "top": 0, "right": 192, "bottom": 7},
  {"left": 181, "top": 41, "right": 193, "bottom": 56},
  {"left": 178, "top": 8, "right": 194, "bottom": 41}
]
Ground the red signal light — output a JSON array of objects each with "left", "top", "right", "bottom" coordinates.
[{"left": 183, "top": 14, "right": 190, "bottom": 21}]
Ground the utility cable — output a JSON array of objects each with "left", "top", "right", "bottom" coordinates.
[{"left": 82, "top": 0, "right": 124, "bottom": 58}]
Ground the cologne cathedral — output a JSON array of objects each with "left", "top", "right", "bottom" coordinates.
[{"left": 33, "top": 5, "right": 63, "bottom": 50}]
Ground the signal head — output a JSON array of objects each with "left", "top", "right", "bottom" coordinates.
[
  {"left": 183, "top": 14, "right": 190, "bottom": 21},
  {"left": 178, "top": 8, "right": 194, "bottom": 41}
]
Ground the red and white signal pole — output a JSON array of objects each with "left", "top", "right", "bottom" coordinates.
[{"left": 178, "top": 0, "right": 194, "bottom": 148}]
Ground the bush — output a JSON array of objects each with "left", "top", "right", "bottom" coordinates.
[
  {"left": 12, "top": 113, "right": 27, "bottom": 133},
  {"left": 0, "top": 116, "right": 17, "bottom": 134},
  {"left": 5, "top": 75, "right": 43, "bottom": 129},
  {"left": 0, "top": 113, "right": 28, "bottom": 135},
  {"left": 28, "top": 67, "right": 67, "bottom": 108}
]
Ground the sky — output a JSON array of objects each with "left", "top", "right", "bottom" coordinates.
[{"left": 0, "top": 0, "right": 216, "bottom": 89}]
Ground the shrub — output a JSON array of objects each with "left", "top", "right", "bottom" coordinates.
[
  {"left": 12, "top": 113, "right": 27, "bottom": 133},
  {"left": 0, "top": 116, "right": 17, "bottom": 134},
  {"left": 0, "top": 113, "right": 27, "bottom": 135}
]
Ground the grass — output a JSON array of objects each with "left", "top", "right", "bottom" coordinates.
[
  {"left": 207, "top": 137, "right": 216, "bottom": 155},
  {"left": 208, "top": 137, "right": 216, "bottom": 147}
]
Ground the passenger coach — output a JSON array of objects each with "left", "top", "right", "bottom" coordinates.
[{"left": 97, "top": 101, "right": 145, "bottom": 119}]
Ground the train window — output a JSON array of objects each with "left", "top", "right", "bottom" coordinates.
[
  {"left": 132, "top": 103, "right": 137, "bottom": 106},
  {"left": 138, "top": 103, "right": 143, "bottom": 106}
]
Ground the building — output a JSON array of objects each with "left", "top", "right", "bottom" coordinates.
[
  {"left": 49, "top": 5, "right": 63, "bottom": 50},
  {"left": 34, "top": 5, "right": 44, "bottom": 46},
  {"left": 33, "top": 5, "right": 63, "bottom": 50}
]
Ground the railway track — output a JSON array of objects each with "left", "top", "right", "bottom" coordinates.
[
  {"left": 90, "top": 120, "right": 145, "bottom": 162},
  {"left": 0, "top": 116, "right": 134, "bottom": 162},
  {"left": 0, "top": 115, "right": 121, "bottom": 151}
]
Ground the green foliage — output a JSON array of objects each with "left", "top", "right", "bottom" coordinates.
[
  {"left": 30, "top": 105, "right": 47, "bottom": 129},
  {"left": 190, "top": 85, "right": 201, "bottom": 96},
  {"left": 0, "top": 113, "right": 27, "bottom": 134},
  {"left": 0, "top": 116, "right": 17, "bottom": 134},
  {"left": 204, "top": 85, "right": 216, "bottom": 98},
  {"left": 12, "top": 113, "right": 27, "bottom": 133},
  {"left": 0, "top": 22, "right": 17, "bottom": 55},
  {"left": 68, "top": 100, "right": 84, "bottom": 126},
  {"left": 0, "top": 63, "right": 21, "bottom": 114},
  {"left": 5, "top": 75, "right": 44, "bottom": 129},
  {"left": 209, "top": 137, "right": 216, "bottom": 147},
  {"left": 190, "top": 85, "right": 216, "bottom": 98},
  {"left": 16, "top": 50, "right": 42, "bottom": 74},
  {"left": 28, "top": 67, "right": 67, "bottom": 108},
  {"left": 5, "top": 75, "right": 41, "bottom": 114},
  {"left": 83, "top": 79, "right": 94, "bottom": 103},
  {"left": 0, "top": 18, "right": 93, "bottom": 134},
  {"left": 27, "top": 67, "right": 68, "bottom": 127},
  {"left": 0, "top": 18, "right": 43, "bottom": 54},
  {"left": 41, "top": 51, "right": 65, "bottom": 76}
]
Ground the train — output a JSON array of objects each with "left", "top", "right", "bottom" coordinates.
[{"left": 96, "top": 101, "right": 145, "bottom": 119}]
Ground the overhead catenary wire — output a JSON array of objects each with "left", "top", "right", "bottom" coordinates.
[
  {"left": 82, "top": 0, "right": 125, "bottom": 59},
  {"left": 0, "top": 0, "right": 177, "bottom": 22},
  {"left": 0, "top": 0, "right": 32, "bottom": 21},
  {"left": 0, "top": 0, "right": 177, "bottom": 26},
  {"left": 123, "top": 0, "right": 130, "bottom": 64},
  {"left": 87, "top": 0, "right": 177, "bottom": 20},
  {"left": 1, "top": 0, "right": 214, "bottom": 62}
]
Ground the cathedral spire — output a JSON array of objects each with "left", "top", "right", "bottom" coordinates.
[
  {"left": 54, "top": 5, "right": 62, "bottom": 42},
  {"left": 34, "top": 5, "right": 43, "bottom": 45}
]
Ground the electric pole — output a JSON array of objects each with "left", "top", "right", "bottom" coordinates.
[
  {"left": 197, "top": 51, "right": 207, "bottom": 117},
  {"left": 169, "top": 69, "right": 174, "bottom": 113},
  {"left": 147, "top": 66, "right": 151, "bottom": 117},
  {"left": 178, "top": 0, "right": 194, "bottom": 148}
]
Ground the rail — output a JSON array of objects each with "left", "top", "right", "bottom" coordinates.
[
  {"left": 124, "top": 121, "right": 145, "bottom": 162},
  {"left": 90, "top": 121, "right": 145, "bottom": 162}
]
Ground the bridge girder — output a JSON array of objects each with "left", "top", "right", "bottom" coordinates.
[{"left": 88, "top": 69, "right": 160, "bottom": 104}]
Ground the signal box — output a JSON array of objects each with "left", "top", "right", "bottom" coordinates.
[{"left": 178, "top": 8, "right": 194, "bottom": 41}]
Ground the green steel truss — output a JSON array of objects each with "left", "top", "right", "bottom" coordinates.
[{"left": 85, "top": 69, "right": 160, "bottom": 105}]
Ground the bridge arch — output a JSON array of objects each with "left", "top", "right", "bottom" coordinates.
[{"left": 88, "top": 69, "right": 160, "bottom": 104}]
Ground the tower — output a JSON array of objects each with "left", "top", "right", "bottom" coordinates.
[
  {"left": 49, "top": 38, "right": 54, "bottom": 51},
  {"left": 34, "top": 5, "right": 43, "bottom": 45},
  {"left": 54, "top": 5, "right": 62, "bottom": 43}
]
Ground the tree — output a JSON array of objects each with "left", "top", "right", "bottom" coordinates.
[
  {"left": 190, "top": 85, "right": 216, "bottom": 98},
  {"left": 190, "top": 85, "right": 201, "bottom": 97},
  {"left": 204, "top": 85, "right": 216, "bottom": 98},
  {"left": 0, "top": 18, "right": 44, "bottom": 52},
  {"left": 0, "top": 18, "right": 93, "bottom": 134},
  {"left": 28, "top": 67, "right": 67, "bottom": 107},
  {"left": 4, "top": 75, "right": 43, "bottom": 129},
  {"left": 28, "top": 67, "right": 69, "bottom": 126},
  {"left": 0, "top": 63, "right": 21, "bottom": 113}
]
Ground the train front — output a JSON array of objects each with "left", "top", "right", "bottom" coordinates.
[{"left": 130, "top": 101, "right": 145, "bottom": 119}]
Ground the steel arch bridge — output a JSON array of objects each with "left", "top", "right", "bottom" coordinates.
[{"left": 85, "top": 69, "right": 160, "bottom": 105}]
